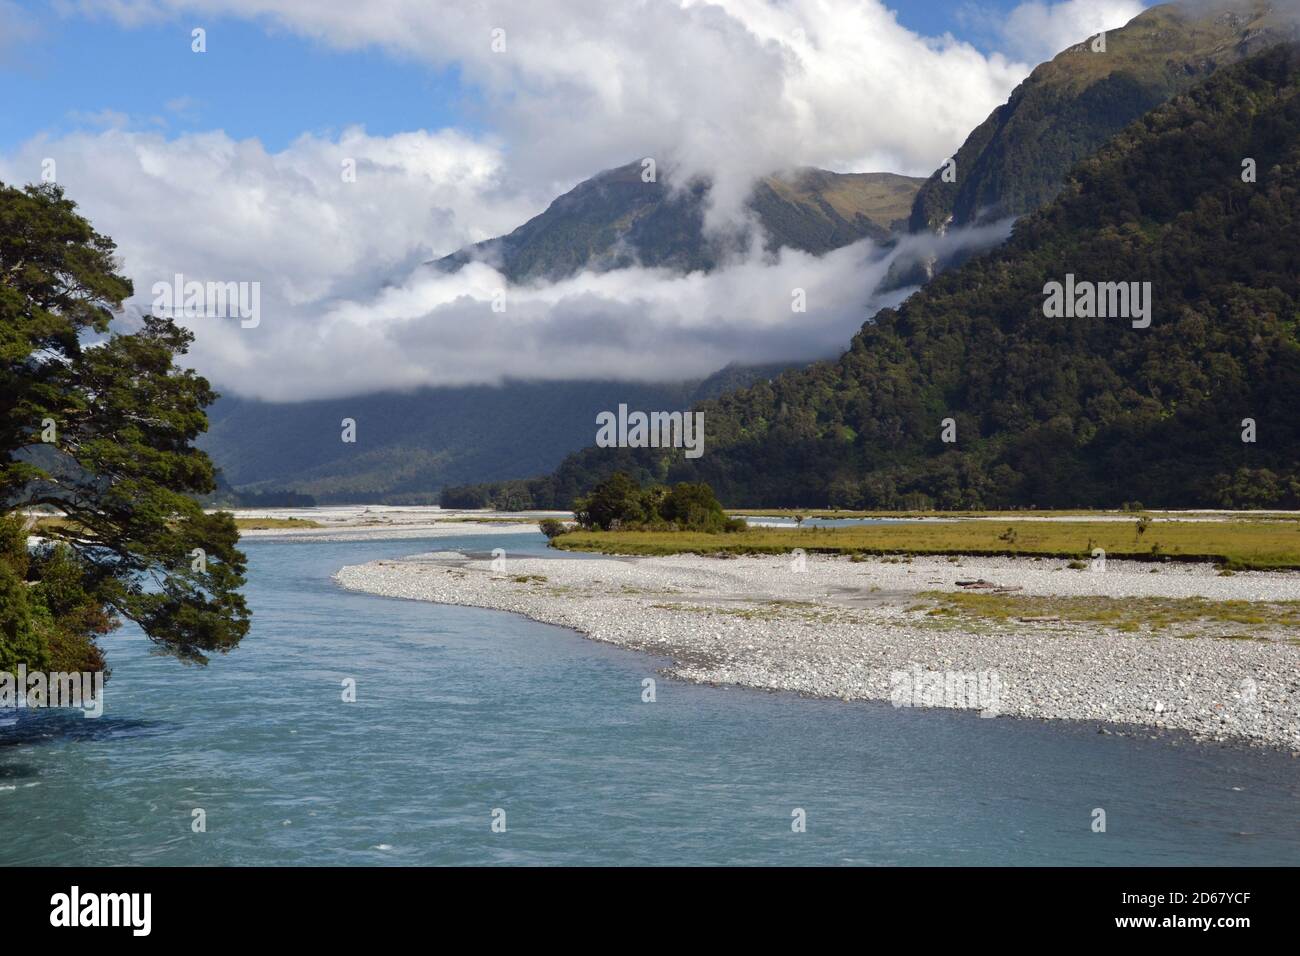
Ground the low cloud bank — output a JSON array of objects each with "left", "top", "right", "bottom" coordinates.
[
  {"left": 2, "top": 123, "right": 1015, "bottom": 401},
  {"left": 155, "top": 217, "right": 1013, "bottom": 402}
]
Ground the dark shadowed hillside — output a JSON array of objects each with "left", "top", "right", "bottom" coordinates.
[{"left": 200, "top": 363, "right": 796, "bottom": 504}]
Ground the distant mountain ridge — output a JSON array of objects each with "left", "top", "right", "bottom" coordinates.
[
  {"left": 908, "top": 0, "right": 1299, "bottom": 234},
  {"left": 434, "top": 162, "right": 923, "bottom": 282}
]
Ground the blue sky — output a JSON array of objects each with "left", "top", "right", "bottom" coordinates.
[
  {"left": 0, "top": 0, "right": 1031, "bottom": 153},
  {"left": 0, "top": 9, "right": 472, "bottom": 150}
]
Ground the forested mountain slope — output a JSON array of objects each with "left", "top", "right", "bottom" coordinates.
[{"left": 472, "top": 43, "right": 1300, "bottom": 511}]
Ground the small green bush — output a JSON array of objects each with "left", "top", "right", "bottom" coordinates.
[{"left": 538, "top": 518, "right": 569, "bottom": 539}]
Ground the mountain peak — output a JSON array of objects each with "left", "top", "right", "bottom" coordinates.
[
  {"left": 909, "top": 0, "right": 1300, "bottom": 233},
  {"left": 433, "top": 161, "right": 923, "bottom": 283}
]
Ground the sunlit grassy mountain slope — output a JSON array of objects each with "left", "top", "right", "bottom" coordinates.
[
  {"left": 434, "top": 162, "right": 922, "bottom": 282},
  {"left": 909, "top": 0, "right": 1299, "bottom": 233}
]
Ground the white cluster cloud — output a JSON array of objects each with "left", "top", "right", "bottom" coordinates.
[
  {"left": 3, "top": 0, "right": 1145, "bottom": 398},
  {"left": 195, "top": 220, "right": 1010, "bottom": 401},
  {"left": 72, "top": 0, "right": 1033, "bottom": 198},
  {"left": 0, "top": 126, "right": 534, "bottom": 308},
  {"left": 999, "top": 1, "right": 1147, "bottom": 64}
]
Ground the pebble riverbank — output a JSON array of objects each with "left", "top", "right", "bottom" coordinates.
[{"left": 335, "top": 550, "right": 1300, "bottom": 751}]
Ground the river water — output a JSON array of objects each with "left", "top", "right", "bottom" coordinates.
[{"left": 2, "top": 532, "right": 1297, "bottom": 865}]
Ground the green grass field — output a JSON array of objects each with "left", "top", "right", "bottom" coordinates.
[
  {"left": 725, "top": 508, "right": 1299, "bottom": 520},
  {"left": 553, "top": 519, "right": 1300, "bottom": 570},
  {"left": 920, "top": 591, "right": 1300, "bottom": 635},
  {"left": 233, "top": 517, "right": 322, "bottom": 530},
  {"left": 27, "top": 515, "right": 323, "bottom": 535}
]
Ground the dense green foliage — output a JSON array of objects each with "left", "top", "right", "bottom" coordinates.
[
  {"left": 470, "top": 44, "right": 1300, "bottom": 512},
  {"left": 572, "top": 473, "right": 741, "bottom": 533},
  {"left": 435, "top": 161, "right": 921, "bottom": 282},
  {"left": 1, "top": 181, "right": 248, "bottom": 671},
  {"left": 0, "top": 513, "right": 116, "bottom": 674},
  {"left": 909, "top": 0, "right": 1296, "bottom": 231}
]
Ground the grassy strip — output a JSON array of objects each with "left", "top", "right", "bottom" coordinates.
[
  {"left": 553, "top": 520, "right": 1300, "bottom": 569},
  {"left": 28, "top": 516, "right": 78, "bottom": 532},
  {"left": 443, "top": 516, "right": 546, "bottom": 524},
  {"left": 919, "top": 591, "right": 1300, "bottom": 635},
  {"left": 726, "top": 508, "right": 1300, "bottom": 521},
  {"left": 28, "top": 515, "right": 322, "bottom": 534},
  {"left": 727, "top": 508, "right": 1142, "bottom": 519},
  {"left": 233, "top": 517, "right": 322, "bottom": 530}
]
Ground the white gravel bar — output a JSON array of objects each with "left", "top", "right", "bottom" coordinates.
[{"left": 336, "top": 550, "right": 1300, "bottom": 752}]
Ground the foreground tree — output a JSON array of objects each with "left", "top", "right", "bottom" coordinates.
[{"left": 1, "top": 181, "right": 248, "bottom": 673}]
